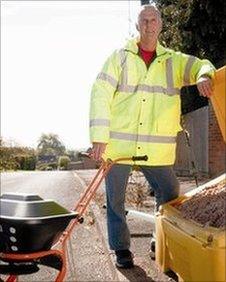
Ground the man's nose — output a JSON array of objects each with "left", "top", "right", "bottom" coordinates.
[{"left": 146, "top": 20, "right": 154, "bottom": 28}]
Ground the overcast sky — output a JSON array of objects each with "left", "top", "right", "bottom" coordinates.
[{"left": 1, "top": 0, "right": 141, "bottom": 149}]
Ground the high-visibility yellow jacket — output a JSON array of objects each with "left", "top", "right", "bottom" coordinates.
[{"left": 90, "top": 38, "right": 215, "bottom": 166}]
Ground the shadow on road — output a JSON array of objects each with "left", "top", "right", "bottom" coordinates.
[
  {"left": 117, "top": 265, "right": 154, "bottom": 282},
  {"left": 130, "top": 233, "right": 152, "bottom": 238},
  {"left": 165, "top": 270, "right": 179, "bottom": 282}
]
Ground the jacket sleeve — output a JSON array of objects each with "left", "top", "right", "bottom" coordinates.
[
  {"left": 179, "top": 53, "right": 215, "bottom": 86},
  {"left": 89, "top": 51, "right": 120, "bottom": 143}
]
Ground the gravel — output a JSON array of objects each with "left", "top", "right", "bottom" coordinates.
[{"left": 176, "top": 180, "right": 226, "bottom": 228}]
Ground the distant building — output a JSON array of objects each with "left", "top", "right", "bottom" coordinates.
[
  {"left": 67, "top": 148, "right": 97, "bottom": 170},
  {"left": 38, "top": 155, "right": 57, "bottom": 163}
]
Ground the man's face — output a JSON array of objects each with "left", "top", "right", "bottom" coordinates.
[{"left": 137, "top": 8, "right": 162, "bottom": 41}]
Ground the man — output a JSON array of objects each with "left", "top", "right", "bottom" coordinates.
[{"left": 89, "top": 4, "right": 214, "bottom": 268}]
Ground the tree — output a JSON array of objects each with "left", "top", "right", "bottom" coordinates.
[
  {"left": 37, "top": 133, "right": 66, "bottom": 158},
  {"left": 155, "top": 0, "right": 226, "bottom": 66},
  {"left": 15, "top": 154, "right": 36, "bottom": 170},
  {"left": 66, "top": 149, "right": 80, "bottom": 161},
  {"left": 181, "top": 0, "right": 225, "bottom": 67},
  {"left": 58, "top": 156, "right": 70, "bottom": 170},
  {"left": 0, "top": 145, "right": 36, "bottom": 171}
]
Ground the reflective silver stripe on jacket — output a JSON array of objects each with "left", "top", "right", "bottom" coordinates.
[
  {"left": 110, "top": 131, "right": 176, "bottom": 143},
  {"left": 118, "top": 49, "right": 128, "bottom": 85},
  {"left": 118, "top": 84, "right": 180, "bottom": 95},
  {"left": 97, "top": 72, "right": 118, "bottom": 88},
  {"left": 165, "top": 58, "right": 174, "bottom": 89},
  {"left": 96, "top": 73, "right": 180, "bottom": 95},
  {"left": 184, "top": 56, "right": 196, "bottom": 85},
  {"left": 90, "top": 119, "right": 110, "bottom": 127}
]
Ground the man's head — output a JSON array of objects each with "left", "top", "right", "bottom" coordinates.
[{"left": 136, "top": 4, "right": 162, "bottom": 43}]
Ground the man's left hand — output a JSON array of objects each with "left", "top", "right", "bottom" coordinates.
[{"left": 197, "top": 76, "right": 213, "bottom": 98}]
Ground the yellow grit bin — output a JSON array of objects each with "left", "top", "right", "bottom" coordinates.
[
  {"left": 211, "top": 66, "right": 226, "bottom": 142},
  {"left": 156, "top": 175, "right": 226, "bottom": 282}
]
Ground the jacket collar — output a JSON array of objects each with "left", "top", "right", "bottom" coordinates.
[{"left": 124, "top": 37, "right": 169, "bottom": 57}]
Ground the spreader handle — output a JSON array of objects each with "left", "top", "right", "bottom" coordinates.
[{"left": 132, "top": 155, "right": 148, "bottom": 161}]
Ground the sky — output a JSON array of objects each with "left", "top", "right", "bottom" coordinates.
[{"left": 1, "top": 0, "right": 141, "bottom": 150}]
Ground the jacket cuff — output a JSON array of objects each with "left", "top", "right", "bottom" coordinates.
[{"left": 90, "top": 127, "right": 109, "bottom": 143}]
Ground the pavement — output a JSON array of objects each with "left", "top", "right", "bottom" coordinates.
[{"left": 75, "top": 172, "right": 173, "bottom": 282}]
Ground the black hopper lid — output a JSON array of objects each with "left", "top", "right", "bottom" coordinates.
[{"left": 0, "top": 193, "right": 77, "bottom": 219}]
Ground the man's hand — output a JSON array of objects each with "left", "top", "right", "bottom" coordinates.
[
  {"left": 91, "top": 142, "right": 107, "bottom": 161},
  {"left": 197, "top": 76, "right": 213, "bottom": 98}
]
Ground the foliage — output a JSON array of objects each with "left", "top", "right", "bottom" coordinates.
[
  {"left": 66, "top": 149, "right": 80, "bottom": 162},
  {"left": 48, "top": 162, "right": 58, "bottom": 170},
  {"left": 0, "top": 135, "right": 83, "bottom": 171},
  {"left": 58, "top": 156, "right": 71, "bottom": 170},
  {"left": 156, "top": 0, "right": 189, "bottom": 51},
  {"left": 15, "top": 155, "right": 36, "bottom": 170},
  {"left": 0, "top": 146, "right": 36, "bottom": 171},
  {"left": 181, "top": 0, "right": 225, "bottom": 66},
  {"left": 0, "top": 147, "right": 19, "bottom": 171},
  {"left": 36, "top": 162, "right": 58, "bottom": 171},
  {"left": 37, "top": 133, "right": 66, "bottom": 158},
  {"left": 155, "top": 0, "right": 226, "bottom": 66}
]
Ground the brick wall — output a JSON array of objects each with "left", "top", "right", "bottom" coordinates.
[{"left": 208, "top": 104, "right": 226, "bottom": 176}]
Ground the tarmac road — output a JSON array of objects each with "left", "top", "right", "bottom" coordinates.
[{"left": 1, "top": 171, "right": 80, "bottom": 210}]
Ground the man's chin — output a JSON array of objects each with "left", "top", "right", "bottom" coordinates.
[{"left": 145, "top": 35, "right": 156, "bottom": 41}]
